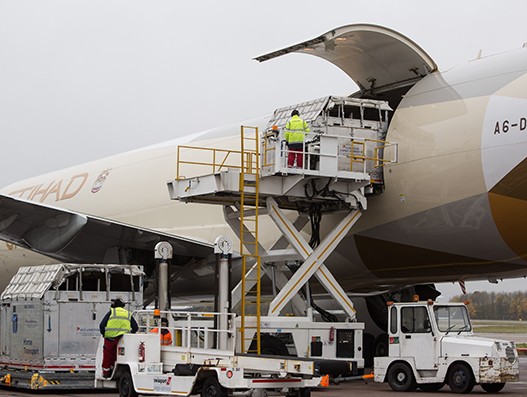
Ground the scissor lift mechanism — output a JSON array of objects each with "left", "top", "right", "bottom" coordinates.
[
  {"left": 168, "top": 117, "right": 396, "bottom": 359},
  {"left": 167, "top": 139, "right": 371, "bottom": 318}
]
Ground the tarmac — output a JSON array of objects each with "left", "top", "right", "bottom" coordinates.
[
  {"left": 1, "top": 330, "right": 526, "bottom": 397},
  {"left": 1, "top": 357, "right": 525, "bottom": 397}
]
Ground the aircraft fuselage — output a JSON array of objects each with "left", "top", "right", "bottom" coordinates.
[{"left": 1, "top": 36, "right": 527, "bottom": 295}]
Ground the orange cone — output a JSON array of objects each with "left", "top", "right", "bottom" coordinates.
[{"left": 320, "top": 374, "right": 330, "bottom": 387}]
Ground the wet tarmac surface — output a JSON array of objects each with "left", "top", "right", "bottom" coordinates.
[
  {"left": 311, "top": 358, "right": 527, "bottom": 396},
  {"left": 1, "top": 357, "right": 525, "bottom": 396}
]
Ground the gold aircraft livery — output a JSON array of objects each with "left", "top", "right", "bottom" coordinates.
[{"left": 0, "top": 24, "right": 526, "bottom": 299}]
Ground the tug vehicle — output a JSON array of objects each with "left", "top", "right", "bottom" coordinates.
[{"left": 374, "top": 301, "right": 519, "bottom": 393}]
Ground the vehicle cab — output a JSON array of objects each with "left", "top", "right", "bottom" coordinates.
[{"left": 374, "top": 301, "right": 519, "bottom": 393}]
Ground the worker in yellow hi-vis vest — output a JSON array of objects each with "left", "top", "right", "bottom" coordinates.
[
  {"left": 99, "top": 298, "right": 138, "bottom": 378},
  {"left": 284, "top": 110, "right": 310, "bottom": 168}
]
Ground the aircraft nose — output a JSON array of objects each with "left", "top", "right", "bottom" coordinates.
[{"left": 488, "top": 157, "right": 527, "bottom": 258}]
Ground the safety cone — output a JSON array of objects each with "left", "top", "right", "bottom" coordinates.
[{"left": 320, "top": 374, "right": 330, "bottom": 387}]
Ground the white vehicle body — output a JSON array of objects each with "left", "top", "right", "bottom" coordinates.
[
  {"left": 95, "top": 310, "right": 322, "bottom": 396},
  {"left": 236, "top": 312, "right": 364, "bottom": 376},
  {"left": 374, "top": 302, "right": 519, "bottom": 393}
]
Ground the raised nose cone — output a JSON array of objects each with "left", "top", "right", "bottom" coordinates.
[{"left": 488, "top": 157, "right": 527, "bottom": 258}]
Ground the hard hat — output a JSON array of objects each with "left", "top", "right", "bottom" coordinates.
[
  {"left": 291, "top": 109, "right": 299, "bottom": 117},
  {"left": 112, "top": 298, "right": 125, "bottom": 308}
]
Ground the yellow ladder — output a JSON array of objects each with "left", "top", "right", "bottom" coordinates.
[{"left": 239, "top": 125, "right": 261, "bottom": 354}]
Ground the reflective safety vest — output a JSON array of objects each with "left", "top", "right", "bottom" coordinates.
[
  {"left": 150, "top": 328, "right": 173, "bottom": 346},
  {"left": 284, "top": 115, "right": 310, "bottom": 144},
  {"left": 104, "top": 307, "right": 132, "bottom": 338}
]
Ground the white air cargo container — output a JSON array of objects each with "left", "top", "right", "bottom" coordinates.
[{"left": 0, "top": 264, "right": 143, "bottom": 390}]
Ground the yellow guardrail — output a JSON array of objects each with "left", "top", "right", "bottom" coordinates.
[
  {"left": 176, "top": 145, "right": 244, "bottom": 180},
  {"left": 262, "top": 132, "right": 397, "bottom": 172},
  {"left": 177, "top": 132, "right": 397, "bottom": 180},
  {"left": 349, "top": 138, "right": 398, "bottom": 168}
]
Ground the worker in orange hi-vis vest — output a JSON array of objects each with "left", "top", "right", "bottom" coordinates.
[{"left": 150, "top": 317, "right": 173, "bottom": 346}]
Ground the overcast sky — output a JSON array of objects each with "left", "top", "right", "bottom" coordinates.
[{"left": 1, "top": 1, "right": 526, "bottom": 298}]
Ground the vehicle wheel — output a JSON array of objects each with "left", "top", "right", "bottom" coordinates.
[
  {"left": 448, "top": 363, "right": 475, "bottom": 393},
  {"left": 249, "top": 334, "right": 289, "bottom": 356},
  {"left": 374, "top": 333, "right": 389, "bottom": 357},
  {"left": 201, "top": 376, "right": 227, "bottom": 397},
  {"left": 481, "top": 383, "right": 505, "bottom": 393},
  {"left": 419, "top": 382, "right": 445, "bottom": 392},
  {"left": 386, "top": 362, "right": 417, "bottom": 392},
  {"left": 298, "top": 387, "right": 311, "bottom": 397},
  {"left": 118, "top": 370, "right": 138, "bottom": 397},
  {"left": 363, "top": 333, "right": 375, "bottom": 368}
]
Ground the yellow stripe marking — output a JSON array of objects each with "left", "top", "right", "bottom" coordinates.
[
  {"left": 138, "top": 387, "right": 188, "bottom": 395},
  {"left": 271, "top": 206, "right": 310, "bottom": 256},
  {"left": 319, "top": 267, "right": 356, "bottom": 313}
]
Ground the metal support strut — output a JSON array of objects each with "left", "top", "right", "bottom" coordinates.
[
  {"left": 154, "top": 242, "right": 173, "bottom": 311},
  {"left": 214, "top": 236, "right": 233, "bottom": 350},
  {"left": 266, "top": 197, "right": 360, "bottom": 320}
]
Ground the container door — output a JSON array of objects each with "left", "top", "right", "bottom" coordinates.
[{"left": 58, "top": 302, "right": 101, "bottom": 358}]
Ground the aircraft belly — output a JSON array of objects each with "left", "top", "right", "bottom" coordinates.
[{"left": 353, "top": 194, "right": 526, "bottom": 278}]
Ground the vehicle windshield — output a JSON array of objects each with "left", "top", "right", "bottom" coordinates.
[{"left": 434, "top": 305, "right": 472, "bottom": 333}]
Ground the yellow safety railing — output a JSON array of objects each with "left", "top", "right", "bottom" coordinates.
[
  {"left": 349, "top": 138, "right": 398, "bottom": 168},
  {"left": 260, "top": 131, "right": 397, "bottom": 173},
  {"left": 174, "top": 127, "right": 263, "bottom": 355},
  {"left": 176, "top": 145, "right": 243, "bottom": 180},
  {"left": 239, "top": 125, "right": 261, "bottom": 355},
  {"left": 261, "top": 130, "right": 278, "bottom": 169}
]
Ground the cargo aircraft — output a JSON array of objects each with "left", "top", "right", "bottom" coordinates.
[{"left": 0, "top": 24, "right": 526, "bottom": 320}]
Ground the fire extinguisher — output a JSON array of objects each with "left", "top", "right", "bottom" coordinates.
[{"left": 138, "top": 341, "right": 145, "bottom": 362}]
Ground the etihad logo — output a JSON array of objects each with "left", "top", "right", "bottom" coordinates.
[
  {"left": 9, "top": 173, "right": 88, "bottom": 203},
  {"left": 91, "top": 169, "right": 111, "bottom": 193}
]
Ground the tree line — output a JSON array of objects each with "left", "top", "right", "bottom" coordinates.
[{"left": 451, "top": 291, "right": 527, "bottom": 320}]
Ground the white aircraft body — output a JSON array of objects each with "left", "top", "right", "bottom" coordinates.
[{"left": 0, "top": 24, "right": 526, "bottom": 302}]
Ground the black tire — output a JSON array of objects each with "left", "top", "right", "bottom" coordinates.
[
  {"left": 386, "top": 362, "right": 417, "bottom": 392},
  {"left": 419, "top": 382, "right": 445, "bottom": 392},
  {"left": 249, "top": 334, "right": 289, "bottom": 356},
  {"left": 201, "top": 376, "right": 227, "bottom": 397},
  {"left": 362, "top": 333, "right": 375, "bottom": 368},
  {"left": 118, "top": 370, "right": 138, "bottom": 397},
  {"left": 481, "top": 383, "right": 505, "bottom": 393},
  {"left": 374, "top": 333, "right": 389, "bottom": 357},
  {"left": 448, "top": 363, "right": 475, "bottom": 394},
  {"left": 298, "top": 387, "right": 311, "bottom": 397}
]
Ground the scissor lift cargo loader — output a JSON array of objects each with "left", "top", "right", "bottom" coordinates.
[{"left": 167, "top": 97, "right": 397, "bottom": 375}]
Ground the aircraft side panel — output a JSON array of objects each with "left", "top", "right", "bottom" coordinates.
[{"left": 335, "top": 50, "right": 527, "bottom": 288}]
